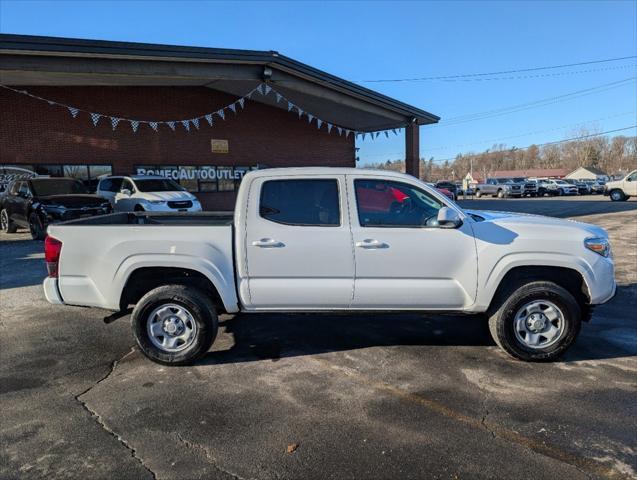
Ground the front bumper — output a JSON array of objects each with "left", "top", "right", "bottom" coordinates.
[
  {"left": 143, "top": 202, "right": 202, "bottom": 212},
  {"left": 43, "top": 277, "right": 63, "bottom": 305}
]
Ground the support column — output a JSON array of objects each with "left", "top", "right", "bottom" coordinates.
[{"left": 405, "top": 120, "right": 420, "bottom": 178}]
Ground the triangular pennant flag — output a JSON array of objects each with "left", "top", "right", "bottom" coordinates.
[
  {"left": 110, "top": 117, "right": 121, "bottom": 131},
  {"left": 229, "top": 103, "right": 236, "bottom": 114},
  {"left": 205, "top": 114, "right": 213, "bottom": 126},
  {"left": 130, "top": 120, "right": 139, "bottom": 133},
  {"left": 192, "top": 118, "right": 200, "bottom": 130},
  {"left": 238, "top": 98, "right": 245, "bottom": 109},
  {"left": 287, "top": 102, "right": 294, "bottom": 112},
  {"left": 317, "top": 119, "right": 323, "bottom": 129},
  {"left": 181, "top": 120, "right": 190, "bottom": 132},
  {"left": 297, "top": 107, "right": 304, "bottom": 118},
  {"left": 149, "top": 122, "right": 159, "bottom": 132},
  {"left": 47, "top": 100, "right": 55, "bottom": 105},
  {"left": 264, "top": 84, "right": 272, "bottom": 95},
  {"left": 327, "top": 123, "right": 333, "bottom": 133},
  {"left": 345, "top": 129, "right": 351, "bottom": 138},
  {"left": 167, "top": 121, "right": 176, "bottom": 131},
  {"left": 337, "top": 127, "right": 343, "bottom": 136},
  {"left": 217, "top": 109, "right": 225, "bottom": 120},
  {"left": 392, "top": 129, "right": 398, "bottom": 136},
  {"left": 276, "top": 93, "right": 283, "bottom": 103},
  {"left": 362, "top": 133, "right": 367, "bottom": 141},
  {"left": 307, "top": 114, "right": 314, "bottom": 123},
  {"left": 68, "top": 107, "right": 79, "bottom": 118},
  {"left": 256, "top": 84, "right": 264, "bottom": 95},
  {"left": 90, "top": 112, "right": 101, "bottom": 127},
  {"left": 384, "top": 131, "right": 389, "bottom": 138}
]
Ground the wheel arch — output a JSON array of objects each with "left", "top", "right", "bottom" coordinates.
[
  {"left": 486, "top": 265, "right": 591, "bottom": 319},
  {"left": 119, "top": 266, "right": 230, "bottom": 313}
]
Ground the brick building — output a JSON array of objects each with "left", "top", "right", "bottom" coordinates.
[{"left": 0, "top": 35, "right": 438, "bottom": 210}]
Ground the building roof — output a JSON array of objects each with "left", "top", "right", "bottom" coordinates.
[
  {"left": 0, "top": 34, "right": 439, "bottom": 132},
  {"left": 569, "top": 166, "right": 607, "bottom": 176}
]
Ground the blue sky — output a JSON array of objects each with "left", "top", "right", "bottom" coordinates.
[{"left": 1, "top": 0, "right": 635, "bottom": 166}]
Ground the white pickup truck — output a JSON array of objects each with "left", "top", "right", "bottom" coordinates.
[{"left": 43, "top": 167, "right": 616, "bottom": 365}]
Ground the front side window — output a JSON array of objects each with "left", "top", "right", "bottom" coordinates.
[
  {"left": 120, "top": 179, "right": 135, "bottom": 193},
  {"left": 627, "top": 172, "right": 637, "bottom": 181},
  {"left": 354, "top": 179, "right": 443, "bottom": 228},
  {"left": 260, "top": 179, "right": 340, "bottom": 226}
]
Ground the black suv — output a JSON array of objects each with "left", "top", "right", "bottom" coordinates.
[{"left": 0, "top": 177, "right": 111, "bottom": 240}]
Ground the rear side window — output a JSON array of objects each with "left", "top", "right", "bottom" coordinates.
[
  {"left": 260, "top": 179, "right": 340, "bottom": 226},
  {"left": 99, "top": 178, "right": 123, "bottom": 192}
]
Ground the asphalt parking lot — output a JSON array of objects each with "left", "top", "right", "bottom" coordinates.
[{"left": 1, "top": 196, "right": 636, "bottom": 480}]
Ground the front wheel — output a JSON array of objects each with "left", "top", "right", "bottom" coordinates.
[
  {"left": 488, "top": 281, "right": 582, "bottom": 362},
  {"left": 1, "top": 209, "right": 18, "bottom": 233},
  {"left": 475, "top": 190, "right": 482, "bottom": 198},
  {"left": 497, "top": 189, "right": 504, "bottom": 198},
  {"left": 29, "top": 212, "right": 46, "bottom": 240},
  {"left": 131, "top": 284, "right": 218, "bottom": 365},
  {"left": 610, "top": 189, "right": 626, "bottom": 201}
]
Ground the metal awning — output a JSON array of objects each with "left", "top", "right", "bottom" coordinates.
[{"left": 0, "top": 34, "right": 439, "bottom": 132}]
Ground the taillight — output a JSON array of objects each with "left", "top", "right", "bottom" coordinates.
[{"left": 44, "top": 235, "right": 62, "bottom": 277}]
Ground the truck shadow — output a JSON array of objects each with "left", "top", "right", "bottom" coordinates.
[
  {"left": 0, "top": 238, "right": 46, "bottom": 290},
  {"left": 201, "top": 285, "right": 636, "bottom": 365}
]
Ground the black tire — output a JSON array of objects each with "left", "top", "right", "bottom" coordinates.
[
  {"left": 488, "top": 281, "right": 582, "bottom": 362},
  {"left": 497, "top": 189, "right": 504, "bottom": 199},
  {"left": 475, "top": 189, "right": 482, "bottom": 198},
  {"left": 609, "top": 189, "right": 626, "bottom": 202},
  {"left": 29, "top": 212, "right": 46, "bottom": 240},
  {"left": 1, "top": 209, "right": 18, "bottom": 233},
  {"left": 131, "top": 284, "right": 218, "bottom": 366}
]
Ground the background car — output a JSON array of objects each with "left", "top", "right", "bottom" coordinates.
[
  {"left": 604, "top": 170, "right": 637, "bottom": 201},
  {"left": 564, "top": 179, "right": 590, "bottom": 195},
  {"left": 475, "top": 178, "right": 523, "bottom": 198},
  {"left": 97, "top": 175, "right": 203, "bottom": 212},
  {"left": 582, "top": 179, "right": 605, "bottom": 194},
  {"left": 0, "top": 177, "right": 111, "bottom": 239},
  {"left": 434, "top": 181, "right": 458, "bottom": 200}
]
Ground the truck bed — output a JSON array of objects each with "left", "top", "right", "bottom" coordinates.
[{"left": 58, "top": 211, "right": 234, "bottom": 226}]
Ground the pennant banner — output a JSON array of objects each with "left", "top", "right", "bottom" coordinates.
[{"left": 0, "top": 83, "right": 403, "bottom": 141}]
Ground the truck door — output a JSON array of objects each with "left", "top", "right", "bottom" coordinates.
[
  {"left": 348, "top": 176, "right": 478, "bottom": 309},
  {"left": 244, "top": 175, "right": 354, "bottom": 309},
  {"left": 625, "top": 171, "right": 637, "bottom": 196}
]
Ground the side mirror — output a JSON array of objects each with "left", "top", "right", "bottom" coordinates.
[
  {"left": 437, "top": 207, "right": 463, "bottom": 229},
  {"left": 121, "top": 189, "right": 132, "bottom": 196}
]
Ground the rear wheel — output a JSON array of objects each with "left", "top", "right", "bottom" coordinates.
[
  {"left": 497, "top": 189, "right": 504, "bottom": 198},
  {"left": 475, "top": 189, "right": 482, "bottom": 198},
  {"left": 28, "top": 212, "right": 46, "bottom": 240},
  {"left": 131, "top": 284, "right": 218, "bottom": 365},
  {"left": 1, "top": 209, "right": 18, "bottom": 233},
  {"left": 488, "top": 281, "right": 581, "bottom": 361},
  {"left": 610, "top": 189, "right": 626, "bottom": 201}
]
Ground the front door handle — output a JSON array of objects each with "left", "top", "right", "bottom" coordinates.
[
  {"left": 355, "top": 239, "right": 389, "bottom": 249},
  {"left": 252, "top": 238, "right": 284, "bottom": 248}
]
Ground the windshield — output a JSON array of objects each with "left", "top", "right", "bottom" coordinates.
[
  {"left": 512, "top": 177, "right": 526, "bottom": 182},
  {"left": 134, "top": 178, "right": 186, "bottom": 192},
  {"left": 30, "top": 179, "right": 88, "bottom": 196},
  {"left": 555, "top": 180, "right": 570, "bottom": 185},
  {"left": 497, "top": 178, "right": 513, "bottom": 183}
]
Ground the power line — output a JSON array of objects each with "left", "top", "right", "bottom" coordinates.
[
  {"left": 425, "top": 112, "right": 636, "bottom": 151},
  {"left": 428, "top": 126, "right": 637, "bottom": 164},
  {"left": 437, "top": 76, "right": 637, "bottom": 126},
  {"left": 359, "top": 55, "right": 637, "bottom": 83}
]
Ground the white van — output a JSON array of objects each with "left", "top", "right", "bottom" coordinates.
[{"left": 97, "top": 175, "right": 202, "bottom": 212}]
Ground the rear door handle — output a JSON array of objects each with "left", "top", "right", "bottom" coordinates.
[
  {"left": 252, "top": 238, "right": 284, "bottom": 248},
  {"left": 355, "top": 239, "right": 388, "bottom": 249}
]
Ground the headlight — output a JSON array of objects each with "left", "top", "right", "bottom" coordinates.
[
  {"left": 148, "top": 200, "right": 165, "bottom": 205},
  {"left": 585, "top": 237, "right": 611, "bottom": 257}
]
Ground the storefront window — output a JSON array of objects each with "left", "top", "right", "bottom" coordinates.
[
  {"left": 217, "top": 167, "right": 234, "bottom": 192},
  {"left": 134, "top": 165, "right": 254, "bottom": 193},
  {"left": 34, "top": 165, "right": 63, "bottom": 177}
]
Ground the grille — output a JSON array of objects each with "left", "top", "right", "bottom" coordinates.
[{"left": 168, "top": 200, "right": 193, "bottom": 209}]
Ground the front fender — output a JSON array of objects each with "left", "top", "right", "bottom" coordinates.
[{"left": 472, "top": 252, "right": 599, "bottom": 311}]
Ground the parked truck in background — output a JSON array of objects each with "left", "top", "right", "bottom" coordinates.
[
  {"left": 605, "top": 170, "right": 637, "bottom": 201},
  {"left": 43, "top": 168, "right": 616, "bottom": 365},
  {"left": 475, "top": 178, "right": 523, "bottom": 198}
]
